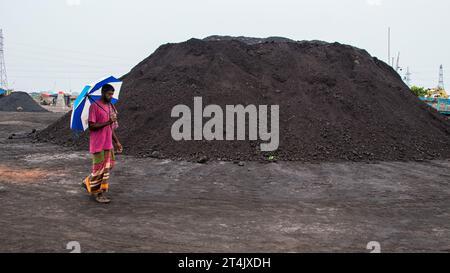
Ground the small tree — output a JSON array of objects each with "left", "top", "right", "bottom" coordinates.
[{"left": 410, "top": 86, "right": 427, "bottom": 97}]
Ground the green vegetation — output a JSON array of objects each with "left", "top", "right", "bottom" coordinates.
[{"left": 410, "top": 86, "right": 428, "bottom": 97}]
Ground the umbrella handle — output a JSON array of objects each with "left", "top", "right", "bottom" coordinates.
[
  {"left": 86, "top": 95, "right": 108, "bottom": 114},
  {"left": 86, "top": 95, "right": 117, "bottom": 129}
]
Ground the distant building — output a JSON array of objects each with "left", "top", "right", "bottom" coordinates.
[
  {"left": 424, "top": 87, "right": 448, "bottom": 99},
  {"left": 420, "top": 97, "right": 450, "bottom": 116},
  {"left": 39, "top": 92, "right": 55, "bottom": 105},
  {"left": 38, "top": 90, "right": 77, "bottom": 107},
  {"left": 0, "top": 88, "right": 11, "bottom": 96},
  {"left": 29, "top": 92, "right": 41, "bottom": 100},
  {"left": 68, "top": 94, "right": 77, "bottom": 107},
  {"left": 55, "top": 91, "right": 66, "bottom": 108}
]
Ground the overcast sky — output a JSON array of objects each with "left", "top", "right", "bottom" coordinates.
[{"left": 1, "top": 0, "right": 449, "bottom": 93}]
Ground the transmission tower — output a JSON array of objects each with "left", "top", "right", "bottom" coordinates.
[
  {"left": 438, "top": 64, "right": 444, "bottom": 90},
  {"left": 0, "top": 29, "right": 7, "bottom": 89},
  {"left": 387, "top": 27, "right": 391, "bottom": 65},
  {"left": 404, "top": 67, "right": 411, "bottom": 87}
]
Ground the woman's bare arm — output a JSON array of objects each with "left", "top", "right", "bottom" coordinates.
[{"left": 89, "top": 120, "right": 113, "bottom": 131}]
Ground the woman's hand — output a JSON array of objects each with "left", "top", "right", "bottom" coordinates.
[{"left": 115, "top": 142, "right": 123, "bottom": 154}]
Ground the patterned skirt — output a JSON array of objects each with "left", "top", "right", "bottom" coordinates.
[{"left": 83, "top": 149, "right": 115, "bottom": 194}]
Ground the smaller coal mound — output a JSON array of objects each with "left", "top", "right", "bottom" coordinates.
[{"left": 0, "top": 92, "right": 48, "bottom": 112}]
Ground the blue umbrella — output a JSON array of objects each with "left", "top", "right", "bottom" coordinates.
[{"left": 70, "top": 76, "right": 122, "bottom": 131}]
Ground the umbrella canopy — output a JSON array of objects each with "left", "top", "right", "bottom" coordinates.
[{"left": 70, "top": 76, "right": 122, "bottom": 131}]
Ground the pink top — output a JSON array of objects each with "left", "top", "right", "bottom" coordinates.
[{"left": 88, "top": 100, "right": 115, "bottom": 154}]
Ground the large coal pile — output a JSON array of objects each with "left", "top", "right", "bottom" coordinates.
[
  {"left": 204, "top": 35, "right": 296, "bottom": 45},
  {"left": 37, "top": 37, "right": 450, "bottom": 162},
  {"left": 0, "top": 92, "right": 48, "bottom": 112}
]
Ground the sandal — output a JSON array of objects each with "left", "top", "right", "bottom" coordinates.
[{"left": 95, "top": 193, "right": 111, "bottom": 204}]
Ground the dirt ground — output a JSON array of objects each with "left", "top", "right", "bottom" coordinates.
[{"left": 1, "top": 112, "right": 449, "bottom": 253}]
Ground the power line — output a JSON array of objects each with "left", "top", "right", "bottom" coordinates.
[
  {"left": 9, "top": 75, "right": 102, "bottom": 80},
  {"left": 7, "top": 53, "right": 130, "bottom": 67},
  {"left": 8, "top": 41, "right": 126, "bottom": 61},
  {"left": 8, "top": 50, "right": 130, "bottom": 65},
  {"left": 7, "top": 68, "right": 114, "bottom": 73}
]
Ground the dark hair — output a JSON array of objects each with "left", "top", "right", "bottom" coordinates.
[{"left": 101, "top": 84, "right": 115, "bottom": 93}]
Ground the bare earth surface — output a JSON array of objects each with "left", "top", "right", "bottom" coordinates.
[{"left": 0, "top": 112, "right": 449, "bottom": 252}]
